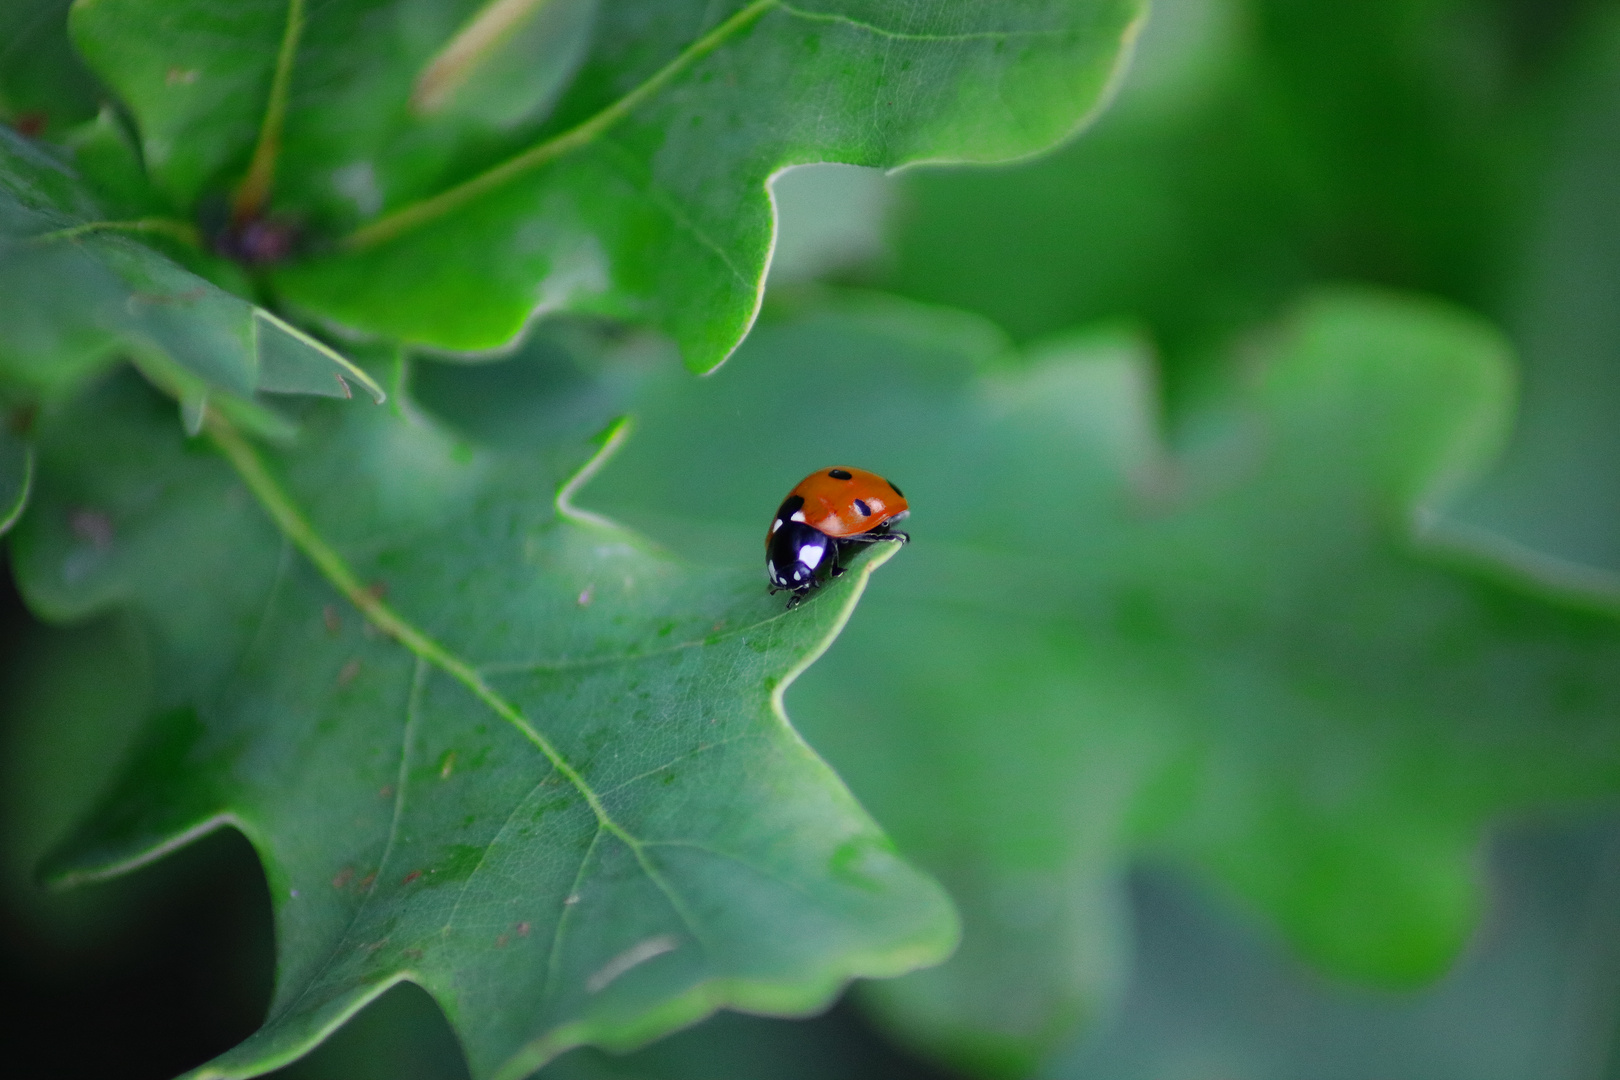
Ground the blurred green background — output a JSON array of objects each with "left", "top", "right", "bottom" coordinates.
[{"left": 11, "top": 0, "right": 1620, "bottom": 1076}]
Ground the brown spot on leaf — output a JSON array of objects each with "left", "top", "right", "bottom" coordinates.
[
  {"left": 402, "top": 870, "right": 421, "bottom": 885},
  {"left": 332, "top": 867, "right": 354, "bottom": 889},
  {"left": 516, "top": 922, "right": 531, "bottom": 937},
  {"left": 495, "top": 934, "right": 509, "bottom": 948},
  {"left": 338, "top": 658, "right": 362, "bottom": 686},
  {"left": 359, "top": 872, "right": 376, "bottom": 891},
  {"left": 323, "top": 605, "right": 342, "bottom": 634},
  {"left": 165, "top": 67, "right": 198, "bottom": 85},
  {"left": 13, "top": 112, "right": 47, "bottom": 137}
]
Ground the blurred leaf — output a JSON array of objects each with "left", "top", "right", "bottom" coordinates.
[
  {"left": 584, "top": 290, "right": 1620, "bottom": 1075},
  {"left": 1448, "top": 6, "right": 1620, "bottom": 590},
  {"left": 69, "top": 0, "right": 1144, "bottom": 369},
  {"left": 60, "top": 104, "right": 174, "bottom": 218},
  {"left": 879, "top": 0, "right": 1568, "bottom": 386},
  {"left": 0, "top": 0, "right": 102, "bottom": 135},
  {"left": 883, "top": 0, "right": 1287, "bottom": 357},
  {"left": 0, "top": 126, "right": 381, "bottom": 409},
  {"left": 1055, "top": 818, "right": 1620, "bottom": 1080},
  {"left": 0, "top": 615, "right": 150, "bottom": 922},
  {"left": 9, "top": 343, "right": 955, "bottom": 1078}
]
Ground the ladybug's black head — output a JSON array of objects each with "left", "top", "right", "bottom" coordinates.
[{"left": 767, "top": 520, "right": 832, "bottom": 592}]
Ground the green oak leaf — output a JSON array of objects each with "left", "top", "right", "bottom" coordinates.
[
  {"left": 581, "top": 291, "right": 1620, "bottom": 1076},
  {"left": 68, "top": 0, "right": 1143, "bottom": 370},
  {"left": 0, "top": 125, "right": 382, "bottom": 413},
  {"left": 9, "top": 336, "right": 956, "bottom": 1078}
]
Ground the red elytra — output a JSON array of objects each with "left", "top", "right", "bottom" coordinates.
[{"left": 766, "top": 466, "right": 908, "bottom": 548}]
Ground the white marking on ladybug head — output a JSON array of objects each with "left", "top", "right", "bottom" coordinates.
[
  {"left": 801, "top": 544, "right": 823, "bottom": 569},
  {"left": 770, "top": 519, "right": 781, "bottom": 533},
  {"left": 790, "top": 510, "right": 806, "bottom": 523}
]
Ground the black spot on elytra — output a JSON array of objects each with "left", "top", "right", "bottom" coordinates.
[
  {"left": 854, "top": 499, "right": 871, "bottom": 517},
  {"left": 887, "top": 478, "right": 905, "bottom": 497},
  {"left": 828, "top": 469, "right": 853, "bottom": 480}
]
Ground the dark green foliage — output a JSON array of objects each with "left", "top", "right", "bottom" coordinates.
[{"left": 8, "top": 0, "right": 1620, "bottom": 1078}]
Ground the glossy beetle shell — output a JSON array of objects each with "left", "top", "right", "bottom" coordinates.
[{"left": 764, "top": 466, "right": 908, "bottom": 548}]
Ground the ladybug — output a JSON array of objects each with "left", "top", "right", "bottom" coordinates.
[{"left": 767, "top": 467, "right": 909, "bottom": 607}]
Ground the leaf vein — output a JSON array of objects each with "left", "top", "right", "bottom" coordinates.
[
  {"left": 207, "top": 413, "right": 714, "bottom": 969},
  {"left": 643, "top": 840, "right": 818, "bottom": 904},
  {"left": 441, "top": 763, "right": 563, "bottom": 938},
  {"left": 208, "top": 414, "right": 631, "bottom": 838},
  {"left": 265, "top": 655, "right": 426, "bottom": 1021},
  {"left": 592, "top": 733, "right": 768, "bottom": 802},
  {"left": 595, "top": 136, "right": 753, "bottom": 289},
  {"left": 774, "top": 3, "right": 1070, "bottom": 43},
  {"left": 340, "top": 0, "right": 779, "bottom": 250},
  {"left": 477, "top": 609, "right": 799, "bottom": 675},
  {"left": 540, "top": 825, "right": 602, "bottom": 1006}
]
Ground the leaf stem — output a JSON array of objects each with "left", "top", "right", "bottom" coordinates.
[
  {"left": 205, "top": 411, "right": 640, "bottom": 853},
  {"left": 233, "top": 0, "right": 307, "bottom": 221},
  {"left": 30, "top": 217, "right": 202, "bottom": 248},
  {"left": 341, "top": 0, "right": 777, "bottom": 251}
]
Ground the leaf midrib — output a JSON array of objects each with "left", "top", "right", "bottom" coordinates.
[
  {"left": 79, "top": 0, "right": 1085, "bottom": 257},
  {"left": 232, "top": 0, "right": 306, "bottom": 220},
  {"left": 203, "top": 411, "right": 695, "bottom": 928},
  {"left": 330, "top": 0, "right": 1071, "bottom": 252},
  {"left": 340, "top": 0, "right": 779, "bottom": 251}
]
